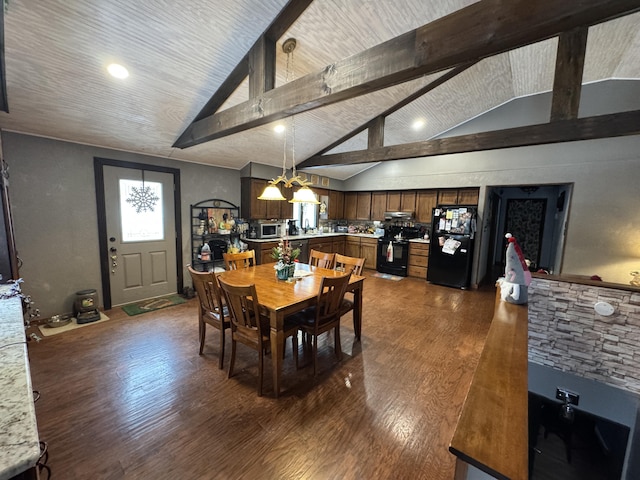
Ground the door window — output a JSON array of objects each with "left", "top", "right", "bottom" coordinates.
[{"left": 119, "top": 179, "right": 164, "bottom": 242}]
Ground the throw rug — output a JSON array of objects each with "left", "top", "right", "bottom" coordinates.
[
  {"left": 38, "top": 312, "right": 110, "bottom": 337},
  {"left": 371, "top": 272, "right": 404, "bottom": 281},
  {"left": 121, "top": 294, "right": 186, "bottom": 316}
]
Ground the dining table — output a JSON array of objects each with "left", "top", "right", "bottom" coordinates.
[{"left": 216, "top": 261, "right": 364, "bottom": 397}]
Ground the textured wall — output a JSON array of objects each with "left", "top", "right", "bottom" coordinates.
[{"left": 528, "top": 278, "right": 640, "bottom": 395}]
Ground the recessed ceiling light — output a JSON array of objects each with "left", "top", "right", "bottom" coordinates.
[
  {"left": 274, "top": 124, "right": 286, "bottom": 133},
  {"left": 412, "top": 119, "right": 426, "bottom": 130},
  {"left": 107, "top": 63, "right": 129, "bottom": 79}
]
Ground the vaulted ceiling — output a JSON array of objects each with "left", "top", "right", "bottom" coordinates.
[{"left": 1, "top": 1, "right": 639, "bottom": 180}]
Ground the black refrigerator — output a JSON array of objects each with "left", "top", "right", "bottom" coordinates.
[{"left": 427, "top": 205, "right": 477, "bottom": 289}]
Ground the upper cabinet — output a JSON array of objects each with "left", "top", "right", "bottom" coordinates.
[
  {"left": 344, "top": 192, "right": 357, "bottom": 220},
  {"left": 386, "top": 192, "right": 401, "bottom": 211},
  {"left": 415, "top": 190, "right": 437, "bottom": 223},
  {"left": 356, "top": 192, "right": 371, "bottom": 220},
  {"left": 400, "top": 191, "right": 416, "bottom": 212},
  {"left": 437, "top": 188, "right": 480, "bottom": 206},
  {"left": 370, "top": 192, "right": 386, "bottom": 221},
  {"left": 241, "top": 178, "right": 294, "bottom": 220},
  {"left": 329, "top": 190, "right": 344, "bottom": 219}
]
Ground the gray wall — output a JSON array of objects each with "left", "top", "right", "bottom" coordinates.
[
  {"left": 3, "top": 132, "right": 240, "bottom": 318},
  {"left": 345, "top": 80, "right": 640, "bottom": 286}
]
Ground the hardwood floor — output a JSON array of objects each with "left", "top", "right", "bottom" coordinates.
[{"left": 26, "top": 272, "right": 495, "bottom": 480}]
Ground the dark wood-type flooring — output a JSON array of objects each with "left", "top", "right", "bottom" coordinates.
[{"left": 26, "top": 272, "right": 496, "bottom": 480}]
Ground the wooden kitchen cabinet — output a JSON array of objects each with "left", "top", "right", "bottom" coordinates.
[
  {"left": 386, "top": 192, "right": 401, "bottom": 211},
  {"left": 400, "top": 191, "right": 416, "bottom": 212},
  {"left": 437, "top": 189, "right": 459, "bottom": 206},
  {"left": 415, "top": 190, "right": 437, "bottom": 223},
  {"left": 329, "top": 190, "right": 344, "bottom": 219},
  {"left": 370, "top": 192, "right": 387, "bottom": 221},
  {"left": 457, "top": 188, "right": 480, "bottom": 205},
  {"left": 332, "top": 236, "right": 345, "bottom": 255},
  {"left": 345, "top": 236, "right": 360, "bottom": 258},
  {"left": 408, "top": 242, "right": 429, "bottom": 278},
  {"left": 356, "top": 192, "right": 371, "bottom": 220},
  {"left": 344, "top": 192, "right": 357, "bottom": 220},
  {"left": 308, "top": 237, "right": 333, "bottom": 254},
  {"left": 359, "top": 237, "right": 378, "bottom": 270},
  {"left": 241, "top": 177, "right": 293, "bottom": 220},
  {"left": 244, "top": 239, "right": 278, "bottom": 265}
]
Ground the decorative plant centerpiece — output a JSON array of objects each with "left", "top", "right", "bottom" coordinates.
[{"left": 272, "top": 240, "right": 300, "bottom": 279}]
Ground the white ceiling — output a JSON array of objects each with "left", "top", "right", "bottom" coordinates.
[{"left": 1, "top": 1, "right": 639, "bottom": 180}]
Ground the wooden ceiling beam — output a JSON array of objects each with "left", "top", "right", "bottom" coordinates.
[
  {"left": 189, "top": 0, "right": 313, "bottom": 123},
  {"left": 298, "top": 110, "right": 640, "bottom": 167},
  {"left": 550, "top": 27, "right": 589, "bottom": 122},
  {"left": 174, "top": 0, "right": 640, "bottom": 148}
]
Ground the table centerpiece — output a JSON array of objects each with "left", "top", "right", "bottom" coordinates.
[{"left": 272, "top": 240, "right": 300, "bottom": 280}]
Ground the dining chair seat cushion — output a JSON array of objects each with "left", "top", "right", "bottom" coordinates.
[{"left": 339, "top": 298, "right": 354, "bottom": 315}]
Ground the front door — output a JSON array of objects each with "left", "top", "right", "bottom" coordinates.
[{"left": 103, "top": 165, "right": 177, "bottom": 306}]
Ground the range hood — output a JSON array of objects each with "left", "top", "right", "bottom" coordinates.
[{"left": 384, "top": 211, "right": 414, "bottom": 220}]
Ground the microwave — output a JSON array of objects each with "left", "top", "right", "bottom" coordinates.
[{"left": 256, "top": 222, "right": 282, "bottom": 239}]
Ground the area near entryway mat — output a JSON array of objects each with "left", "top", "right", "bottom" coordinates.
[
  {"left": 371, "top": 273, "right": 403, "bottom": 281},
  {"left": 121, "top": 294, "right": 186, "bottom": 316},
  {"left": 38, "top": 312, "right": 110, "bottom": 337}
]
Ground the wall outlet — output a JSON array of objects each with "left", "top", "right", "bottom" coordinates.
[{"left": 556, "top": 387, "right": 579, "bottom": 405}]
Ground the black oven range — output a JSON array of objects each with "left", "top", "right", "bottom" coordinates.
[{"left": 376, "top": 226, "right": 422, "bottom": 277}]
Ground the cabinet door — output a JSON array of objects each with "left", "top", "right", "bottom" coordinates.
[
  {"left": 386, "top": 192, "right": 401, "bottom": 211},
  {"left": 265, "top": 191, "right": 282, "bottom": 219},
  {"left": 457, "top": 188, "right": 480, "bottom": 206},
  {"left": 309, "top": 238, "right": 332, "bottom": 254},
  {"left": 344, "top": 192, "right": 358, "bottom": 220},
  {"left": 345, "top": 237, "right": 360, "bottom": 257},
  {"left": 281, "top": 187, "right": 294, "bottom": 219},
  {"left": 329, "top": 190, "right": 344, "bottom": 219},
  {"left": 401, "top": 191, "right": 416, "bottom": 212},
  {"left": 437, "top": 189, "right": 458, "bottom": 206},
  {"left": 332, "top": 237, "right": 345, "bottom": 255},
  {"left": 250, "top": 179, "right": 269, "bottom": 219},
  {"left": 359, "top": 238, "right": 377, "bottom": 270},
  {"left": 356, "top": 192, "right": 371, "bottom": 220},
  {"left": 370, "top": 192, "right": 387, "bottom": 221},
  {"left": 415, "top": 190, "right": 437, "bottom": 223}
]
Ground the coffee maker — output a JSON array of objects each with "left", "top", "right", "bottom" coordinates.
[{"left": 288, "top": 220, "right": 299, "bottom": 236}]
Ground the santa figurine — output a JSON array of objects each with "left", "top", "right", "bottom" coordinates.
[{"left": 496, "top": 233, "right": 531, "bottom": 304}]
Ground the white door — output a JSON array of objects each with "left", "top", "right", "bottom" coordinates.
[{"left": 103, "top": 166, "right": 177, "bottom": 306}]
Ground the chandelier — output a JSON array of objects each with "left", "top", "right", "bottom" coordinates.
[{"left": 258, "top": 38, "right": 319, "bottom": 204}]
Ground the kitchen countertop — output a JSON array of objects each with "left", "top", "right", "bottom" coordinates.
[
  {"left": 0, "top": 284, "right": 40, "bottom": 480},
  {"left": 243, "top": 232, "right": 382, "bottom": 242}
]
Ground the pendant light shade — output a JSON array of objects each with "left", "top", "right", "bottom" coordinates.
[
  {"left": 290, "top": 185, "right": 320, "bottom": 204},
  {"left": 257, "top": 183, "right": 286, "bottom": 201}
]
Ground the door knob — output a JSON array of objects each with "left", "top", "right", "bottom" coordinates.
[{"left": 110, "top": 247, "right": 117, "bottom": 253}]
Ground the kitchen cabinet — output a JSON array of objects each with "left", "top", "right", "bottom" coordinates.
[
  {"left": 241, "top": 178, "right": 293, "bottom": 220},
  {"left": 344, "top": 192, "right": 357, "bottom": 220},
  {"left": 401, "top": 191, "right": 416, "bottom": 212},
  {"left": 408, "top": 242, "right": 429, "bottom": 278},
  {"left": 370, "top": 192, "right": 387, "bottom": 221},
  {"left": 386, "top": 192, "right": 401, "bottom": 211},
  {"left": 345, "top": 235, "right": 377, "bottom": 270},
  {"left": 308, "top": 237, "right": 333, "bottom": 254},
  {"left": 244, "top": 239, "right": 278, "bottom": 265},
  {"left": 415, "top": 190, "right": 437, "bottom": 223},
  {"left": 356, "top": 192, "right": 371, "bottom": 220},
  {"left": 329, "top": 190, "right": 344, "bottom": 219},
  {"left": 437, "top": 187, "right": 480, "bottom": 206},
  {"left": 332, "top": 237, "right": 345, "bottom": 255}
]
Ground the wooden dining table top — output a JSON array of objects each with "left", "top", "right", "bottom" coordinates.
[{"left": 217, "top": 262, "right": 363, "bottom": 315}]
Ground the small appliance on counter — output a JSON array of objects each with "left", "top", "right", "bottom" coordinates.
[
  {"left": 288, "top": 219, "right": 299, "bottom": 236},
  {"left": 252, "top": 221, "right": 283, "bottom": 239}
]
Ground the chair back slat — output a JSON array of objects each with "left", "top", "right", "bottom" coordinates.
[
  {"left": 315, "top": 272, "right": 351, "bottom": 327},
  {"left": 309, "top": 249, "right": 335, "bottom": 269},
  {"left": 218, "top": 280, "right": 263, "bottom": 335},
  {"left": 334, "top": 254, "right": 365, "bottom": 276},
  {"left": 223, "top": 250, "right": 256, "bottom": 270},
  {"left": 187, "top": 266, "right": 224, "bottom": 315}
]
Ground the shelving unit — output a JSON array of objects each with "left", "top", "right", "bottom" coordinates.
[{"left": 190, "top": 199, "right": 240, "bottom": 272}]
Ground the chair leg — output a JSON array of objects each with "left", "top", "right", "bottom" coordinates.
[
  {"left": 228, "top": 339, "right": 236, "bottom": 379},
  {"left": 199, "top": 321, "right": 206, "bottom": 355},
  {"left": 292, "top": 333, "right": 299, "bottom": 368},
  {"left": 334, "top": 325, "right": 342, "bottom": 361},
  {"left": 218, "top": 325, "right": 225, "bottom": 370},
  {"left": 312, "top": 334, "right": 318, "bottom": 376},
  {"left": 257, "top": 346, "right": 263, "bottom": 397}
]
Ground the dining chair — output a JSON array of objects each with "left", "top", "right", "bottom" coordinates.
[
  {"left": 309, "top": 249, "right": 335, "bottom": 269},
  {"left": 334, "top": 253, "right": 365, "bottom": 275},
  {"left": 223, "top": 249, "right": 256, "bottom": 270},
  {"left": 291, "top": 272, "right": 352, "bottom": 376},
  {"left": 187, "top": 265, "right": 230, "bottom": 369},
  {"left": 218, "top": 278, "right": 299, "bottom": 396}
]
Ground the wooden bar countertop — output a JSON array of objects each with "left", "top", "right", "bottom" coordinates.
[{"left": 449, "top": 290, "right": 529, "bottom": 480}]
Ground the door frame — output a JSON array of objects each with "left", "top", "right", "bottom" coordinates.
[{"left": 94, "top": 157, "right": 183, "bottom": 309}]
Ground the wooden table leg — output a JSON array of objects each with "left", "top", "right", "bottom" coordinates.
[
  {"left": 353, "top": 283, "right": 363, "bottom": 341},
  {"left": 270, "top": 310, "right": 284, "bottom": 398}
]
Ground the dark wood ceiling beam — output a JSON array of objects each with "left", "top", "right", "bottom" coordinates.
[
  {"left": 550, "top": 27, "right": 588, "bottom": 122},
  {"left": 298, "top": 110, "right": 640, "bottom": 167},
  {"left": 312, "top": 63, "right": 475, "bottom": 157},
  {"left": 189, "top": 0, "right": 313, "bottom": 123},
  {"left": 248, "top": 36, "right": 276, "bottom": 100},
  {"left": 175, "top": 0, "right": 640, "bottom": 148},
  {"left": 368, "top": 117, "right": 385, "bottom": 148}
]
